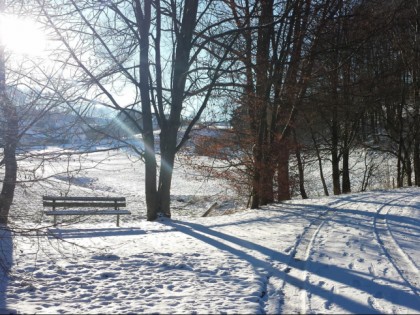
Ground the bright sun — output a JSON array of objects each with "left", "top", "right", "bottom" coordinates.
[{"left": 0, "top": 15, "right": 46, "bottom": 56}]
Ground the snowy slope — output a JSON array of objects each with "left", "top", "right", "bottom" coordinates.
[{"left": 0, "top": 149, "right": 419, "bottom": 314}]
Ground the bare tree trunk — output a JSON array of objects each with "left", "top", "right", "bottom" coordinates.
[
  {"left": 405, "top": 151, "right": 413, "bottom": 186},
  {"left": 413, "top": 139, "right": 420, "bottom": 186},
  {"left": 397, "top": 145, "right": 404, "bottom": 187},
  {"left": 0, "top": 107, "right": 18, "bottom": 225},
  {"left": 155, "top": 0, "right": 199, "bottom": 217},
  {"left": 251, "top": 0, "right": 274, "bottom": 207},
  {"left": 157, "top": 134, "right": 176, "bottom": 217},
  {"left": 0, "top": 27, "right": 18, "bottom": 224},
  {"left": 415, "top": 103, "right": 420, "bottom": 186},
  {"left": 135, "top": 0, "right": 157, "bottom": 221},
  {"left": 277, "top": 142, "right": 290, "bottom": 201},
  {"left": 331, "top": 109, "right": 341, "bottom": 195},
  {"left": 310, "top": 129, "right": 329, "bottom": 196},
  {"left": 397, "top": 90, "right": 405, "bottom": 187},
  {"left": 251, "top": 144, "right": 261, "bottom": 208},
  {"left": 414, "top": 1, "right": 420, "bottom": 186},
  {"left": 342, "top": 137, "right": 351, "bottom": 193},
  {"left": 260, "top": 149, "right": 275, "bottom": 204},
  {"left": 293, "top": 129, "right": 307, "bottom": 199}
]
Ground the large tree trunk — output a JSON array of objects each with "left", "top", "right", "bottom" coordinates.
[
  {"left": 135, "top": 0, "right": 158, "bottom": 221},
  {"left": 414, "top": 142, "right": 420, "bottom": 186},
  {"left": 414, "top": 3, "right": 420, "bottom": 186},
  {"left": 413, "top": 16, "right": 420, "bottom": 186},
  {"left": 0, "top": 18, "right": 18, "bottom": 225},
  {"left": 250, "top": 0, "right": 274, "bottom": 208},
  {"left": 156, "top": 126, "right": 177, "bottom": 217},
  {"left": 155, "top": 0, "right": 198, "bottom": 217},
  {"left": 260, "top": 149, "right": 275, "bottom": 205},
  {"left": 0, "top": 105, "right": 18, "bottom": 225}
]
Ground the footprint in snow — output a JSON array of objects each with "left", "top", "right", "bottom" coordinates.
[
  {"left": 100, "top": 272, "right": 118, "bottom": 279},
  {"left": 284, "top": 246, "right": 293, "bottom": 253},
  {"left": 91, "top": 254, "right": 120, "bottom": 261}
]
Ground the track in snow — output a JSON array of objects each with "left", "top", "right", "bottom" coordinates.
[
  {"left": 278, "top": 192, "right": 420, "bottom": 314},
  {"left": 373, "top": 192, "right": 420, "bottom": 298},
  {"left": 279, "top": 201, "right": 337, "bottom": 314}
]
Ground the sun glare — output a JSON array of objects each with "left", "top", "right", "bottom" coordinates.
[{"left": 0, "top": 15, "right": 46, "bottom": 56}]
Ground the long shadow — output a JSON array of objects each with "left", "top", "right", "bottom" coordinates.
[
  {"left": 206, "top": 205, "right": 328, "bottom": 230},
  {"left": 321, "top": 190, "right": 420, "bottom": 211},
  {"left": 385, "top": 221, "right": 420, "bottom": 238},
  {"left": 207, "top": 192, "right": 391, "bottom": 231},
  {"left": 206, "top": 203, "right": 384, "bottom": 236},
  {"left": 288, "top": 201, "right": 420, "bottom": 229},
  {"left": 0, "top": 227, "right": 13, "bottom": 314},
  {"left": 47, "top": 227, "right": 148, "bottom": 239},
  {"left": 168, "top": 220, "right": 420, "bottom": 313}
]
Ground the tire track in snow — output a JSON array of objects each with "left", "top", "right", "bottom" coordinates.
[
  {"left": 279, "top": 204, "right": 335, "bottom": 314},
  {"left": 297, "top": 194, "right": 378, "bottom": 314},
  {"left": 387, "top": 205, "right": 419, "bottom": 270},
  {"left": 278, "top": 193, "right": 393, "bottom": 314},
  {"left": 373, "top": 192, "right": 420, "bottom": 298}
]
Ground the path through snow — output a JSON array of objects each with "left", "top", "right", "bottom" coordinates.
[{"left": 1, "top": 188, "right": 419, "bottom": 314}]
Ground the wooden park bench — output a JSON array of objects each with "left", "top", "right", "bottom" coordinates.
[{"left": 43, "top": 196, "right": 131, "bottom": 227}]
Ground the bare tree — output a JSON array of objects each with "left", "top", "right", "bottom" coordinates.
[
  {"left": 0, "top": 41, "right": 18, "bottom": 224},
  {"left": 39, "top": 0, "right": 245, "bottom": 220},
  {"left": 226, "top": 0, "right": 339, "bottom": 207},
  {"left": 0, "top": 0, "right": 79, "bottom": 225}
]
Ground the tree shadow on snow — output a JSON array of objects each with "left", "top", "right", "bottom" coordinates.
[
  {"left": 299, "top": 205, "right": 420, "bottom": 229},
  {"left": 168, "top": 220, "right": 420, "bottom": 314},
  {"left": 0, "top": 227, "right": 14, "bottom": 314},
  {"left": 47, "top": 227, "right": 147, "bottom": 239}
]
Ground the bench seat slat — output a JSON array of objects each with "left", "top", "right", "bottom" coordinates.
[
  {"left": 44, "top": 210, "right": 132, "bottom": 216},
  {"left": 43, "top": 201, "right": 126, "bottom": 208},
  {"left": 43, "top": 196, "right": 125, "bottom": 202}
]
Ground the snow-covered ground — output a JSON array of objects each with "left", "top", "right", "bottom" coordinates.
[{"left": 0, "top": 148, "right": 419, "bottom": 314}]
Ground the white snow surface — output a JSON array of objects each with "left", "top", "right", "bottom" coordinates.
[{"left": 0, "top": 148, "right": 419, "bottom": 314}]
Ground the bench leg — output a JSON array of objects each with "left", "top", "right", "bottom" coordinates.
[
  {"left": 117, "top": 214, "right": 120, "bottom": 227},
  {"left": 54, "top": 215, "right": 57, "bottom": 226}
]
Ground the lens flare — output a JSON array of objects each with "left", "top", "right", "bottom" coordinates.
[{"left": 0, "top": 15, "right": 46, "bottom": 55}]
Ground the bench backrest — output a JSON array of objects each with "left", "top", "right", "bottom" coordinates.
[{"left": 43, "top": 196, "right": 126, "bottom": 208}]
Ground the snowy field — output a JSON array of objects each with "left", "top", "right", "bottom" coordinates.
[{"left": 0, "top": 148, "right": 420, "bottom": 314}]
